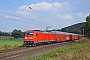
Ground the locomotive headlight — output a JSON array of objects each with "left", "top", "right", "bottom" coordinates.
[
  {"left": 25, "top": 37, "right": 27, "bottom": 39},
  {"left": 30, "top": 37, "right": 33, "bottom": 39}
]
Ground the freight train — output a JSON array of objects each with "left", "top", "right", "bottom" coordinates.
[{"left": 24, "top": 30, "right": 83, "bottom": 46}]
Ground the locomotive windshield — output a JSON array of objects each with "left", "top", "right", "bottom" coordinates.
[{"left": 26, "top": 32, "right": 34, "bottom": 36}]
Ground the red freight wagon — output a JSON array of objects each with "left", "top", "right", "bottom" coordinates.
[
  {"left": 71, "top": 34, "right": 78, "bottom": 40},
  {"left": 51, "top": 31, "right": 72, "bottom": 42},
  {"left": 51, "top": 31, "right": 66, "bottom": 42},
  {"left": 64, "top": 34, "right": 71, "bottom": 41},
  {"left": 56, "top": 34, "right": 66, "bottom": 42}
]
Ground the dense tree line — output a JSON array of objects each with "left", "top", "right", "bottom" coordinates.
[
  {"left": 61, "top": 22, "right": 85, "bottom": 34},
  {"left": 0, "top": 29, "right": 25, "bottom": 38},
  {"left": 0, "top": 31, "right": 11, "bottom": 36},
  {"left": 84, "top": 14, "right": 90, "bottom": 38}
]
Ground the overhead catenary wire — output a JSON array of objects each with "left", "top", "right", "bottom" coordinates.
[
  {"left": 17, "top": 0, "right": 60, "bottom": 25},
  {"left": 0, "top": 10, "right": 52, "bottom": 26},
  {"left": 4, "top": 0, "right": 46, "bottom": 24},
  {"left": 29, "top": 7, "right": 53, "bottom": 22},
  {"left": 0, "top": 16, "right": 46, "bottom": 26},
  {"left": 18, "top": 0, "right": 52, "bottom": 20},
  {"left": 0, "top": 10, "right": 41, "bottom": 23},
  {"left": 18, "top": 0, "right": 26, "bottom": 5},
  {"left": 5, "top": 0, "right": 20, "bottom": 7},
  {"left": 4, "top": 0, "right": 52, "bottom": 26},
  {"left": 18, "top": 0, "right": 50, "bottom": 19}
]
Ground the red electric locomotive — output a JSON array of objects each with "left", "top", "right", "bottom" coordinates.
[
  {"left": 24, "top": 30, "right": 56, "bottom": 46},
  {"left": 24, "top": 30, "right": 83, "bottom": 46}
]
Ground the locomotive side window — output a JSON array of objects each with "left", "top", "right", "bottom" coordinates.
[{"left": 36, "top": 33, "right": 38, "bottom": 36}]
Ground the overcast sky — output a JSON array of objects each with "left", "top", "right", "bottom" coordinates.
[{"left": 0, "top": 0, "right": 90, "bottom": 32}]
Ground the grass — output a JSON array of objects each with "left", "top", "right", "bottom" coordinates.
[
  {"left": 29, "top": 38, "right": 90, "bottom": 60},
  {"left": 0, "top": 36, "right": 24, "bottom": 50}
]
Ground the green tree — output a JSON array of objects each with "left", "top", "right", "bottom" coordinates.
[
  {"left": 0, "top": 31, "right": 2, "bottom": 36},
  {"left": 86, "top": 14, "right": 90, "bottom": 22},
  {"left": 12, "top": 29, "right": 25, "bottom": 38},
  {"left": 12, "top": 29, "right": 20, "bottom": 38},
  {"left": 84, "top": 14, "right": 90, "bottom": 38},
  {"left": 18, "top": 30, "right": 25, "bottom": 38},
  {"left": 18, "top": 30, "right": 22, "bottom": 37},
  {"left": 0, "top": 31, "right": 10, "bottom": 36}
]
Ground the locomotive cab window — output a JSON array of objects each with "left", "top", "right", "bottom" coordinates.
[
  {"left": 30, "top": 33, "right": 34, "bottom": 36},
  {"left": 26, "top": 32, "right": 34, "bottom": 36},
  {"left": 26, "top": 33, "right": 30, "bottom": 36}
]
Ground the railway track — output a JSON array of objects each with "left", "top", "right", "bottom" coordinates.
[{"left": 0, "top": 41, "right": 73, "bottom": 60}]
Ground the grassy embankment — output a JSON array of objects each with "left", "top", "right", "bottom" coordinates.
[
  {"left": 29, "top": 38, "right": 90, "bottom": 60},
  {"left": 0, "top": 36, "right": 24, "bottom": 50}
]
